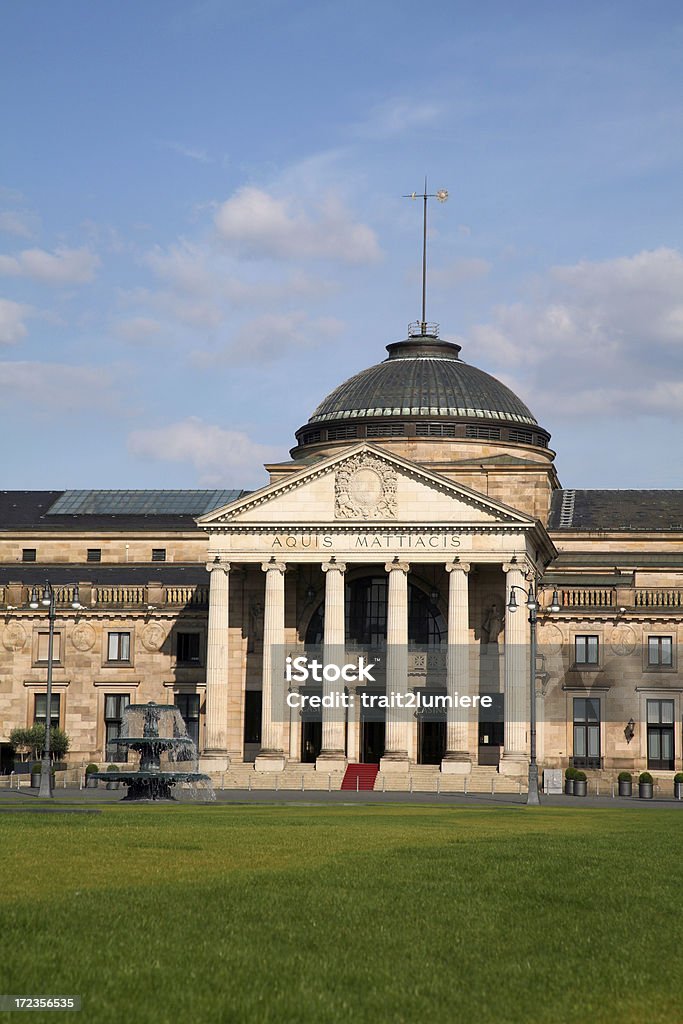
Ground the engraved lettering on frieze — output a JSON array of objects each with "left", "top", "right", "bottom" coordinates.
[{"left": 335, "top": 454, "right": 397, "bottom": 520}]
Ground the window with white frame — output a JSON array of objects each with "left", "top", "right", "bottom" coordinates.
[
  {"left": 107, "top": 631, "right": 131, "bottom": 662},
  {"left": 648, "top": 636, "right": 673, "bottom": 667}
]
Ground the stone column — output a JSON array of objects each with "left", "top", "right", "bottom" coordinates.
[
  {"left": 255, "top": 560, "right": 287, "bottom": 772},
  {"left": 288, "top": 684, "right": 302, "bottom": 762},
  {"left": 203, "top": 560, "right": 231, "bottom": 769},
  {"left": 317, "top": 559, "right": 347, "bottom": 771},
  {"left": 380, "top": 560, "right": 410, "bottom": 772},
  {"left": 346, "top": 686, "right": 361, "bottom": 763},
  {"left": 442, "top": 561, "right": 472, "bottom": 775},
  {"left": 500, "top": 562, "right": 529, "bottom": 776}
]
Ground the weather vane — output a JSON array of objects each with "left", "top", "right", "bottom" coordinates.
[{"left": 403, "top": 178, "right": 448, "bottom": 336}]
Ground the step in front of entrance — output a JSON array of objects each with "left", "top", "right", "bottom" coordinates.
[{"left": 341, "top": 763, "right": 379, "bottom": 791}]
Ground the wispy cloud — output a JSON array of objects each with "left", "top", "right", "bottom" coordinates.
[
  {"left": 0, "top": 298, "right": 32, "bottom": 344},
  {"left": 159, "top": 140, "right": 211, "bottom": 164},
  {"left": 0, "top": 246, "right": 100, "bottom": 285},
  {"left": 466, "top": 247, "right": 683, "bottom": 420},
  {"left": 193, "top": 311, "right": 344, "bottom": 367},
  {"left": 351, "top": 97, "right": 444, "bottom": 140},
  {"left": 128, "top": 416, "right": 281, "bottom": 486},
  {"left": 0, "top": 360, "right": 116, "bottom": 410},
  {"left": 0, "top": 209, "right": 39, "bottom": 239}
]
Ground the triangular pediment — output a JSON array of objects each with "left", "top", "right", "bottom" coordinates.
[{"left": 198, "top": 444, "right": 535, "bottom": 529}]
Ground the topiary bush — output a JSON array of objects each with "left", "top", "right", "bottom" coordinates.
[
  {"left": 674, "top": 773, "right": 683, "bottom": 783},
  {"left": 639, "top": 772, "right": 653, "bottom": 784},
  {"left": 574, "top": 771, "right": 587, "bottom": 782},
  {"left": 106, "top": 764, "right": 118, "bottom": 772},
  {"left": 618, "top": 771, "right": 632, "bottom": 782},
  {"left": 85, "top": 763, "right": 99, "bottom": 775}
]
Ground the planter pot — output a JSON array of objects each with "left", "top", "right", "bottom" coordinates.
[
  {"left": 86, "top": 777, "right": 99, "bottom": 789},
  {"left": 639, "top": 783, "right": 654, "bottom": 800},
  {"left": 574, "top": 780, "right": 587, "bottom": 797},
  {"left": 674, "top": 782, "right": 683, "bottom": 800},
  {"left": 30, "top": 773, "right": 41, "bottom": 788},
  {"left": 106, "top": 781, "right": 120, "bottom": 791},
  {"left": 618, "top": 780, "right": 632, "bottom": 797},
  {"left": 564, "top": 779, "right": 575, "bottom": 795}
]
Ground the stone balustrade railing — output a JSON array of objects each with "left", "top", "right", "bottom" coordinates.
[
  {"left": 0, "top": 583, "right": 209, "bottom": 611},
  {"left": 559, "top": 588, "right": 615, "bottom": 608},
  {"left": 633, "top": 589, "right": 683, "bottom": 608}
]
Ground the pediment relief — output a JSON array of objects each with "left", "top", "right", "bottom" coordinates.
[{"left": 198, "top": 444, "right": 534, "bottom": 529}]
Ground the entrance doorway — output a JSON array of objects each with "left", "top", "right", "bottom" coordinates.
[
  {"left": 478, "top": 693, "right": 504, "bottom": 766},
  {"left": 301, "top": 720, "right": 322, "bottom": 763},
  {"left": 361, "top": 721, "right": 385, "bottom": 764},
  {"left": 419, "top": 720, "right": 445, "bottom": 764}
]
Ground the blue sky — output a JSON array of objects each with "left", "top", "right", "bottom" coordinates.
[{"left": 1, "top": 0, "right": 682, "bottom": 490}]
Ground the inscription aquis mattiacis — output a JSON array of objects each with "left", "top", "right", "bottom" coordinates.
[{"left": 255, "top": 532, "right": 463, "bottom": 550}]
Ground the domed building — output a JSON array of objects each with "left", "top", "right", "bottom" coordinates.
[{"left": 0, "top": 321, "right": 681, "bottom": 794}]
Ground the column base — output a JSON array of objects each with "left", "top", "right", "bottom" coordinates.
[
  {"left": 441, "top": 754, "right": 472, "bottom": 776},
  {"left": 199, "top": 754, "right": 230, "bottom": 772},
  {"left": 316, "top": 752, "right": 347, "bottom": 772},
  {"left": 380, "top": 753, "right": 410, "bottom": 773},
  {"left": 254, "top": 752, "right": 286, "bottom": 772},
  {"left": 499, "top": 753, "right": 528, "bottom": 777}
]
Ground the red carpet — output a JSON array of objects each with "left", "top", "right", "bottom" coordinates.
[{"left": 341, "top": 764, "right": 379, "bottom": 791}]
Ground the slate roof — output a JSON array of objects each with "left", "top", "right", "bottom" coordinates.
[
  {"left": 0, "top": 564, "right": 208, "bottom": 586},
  {"left": 548, "top": 490, "right": 683, "bottom": 532}
]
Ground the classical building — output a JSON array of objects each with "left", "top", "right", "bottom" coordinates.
[{"left": 1, "top": 325, "right": 681, "bottom": 787}]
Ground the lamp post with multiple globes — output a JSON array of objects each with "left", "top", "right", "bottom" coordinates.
[{"left": 507, "top": 579, "right": 561, "bottom": 806}]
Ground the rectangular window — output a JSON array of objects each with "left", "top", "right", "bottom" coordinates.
[
  {"left": 244, "top": 691, "right": 262, "bottom": 745},
  {"left": 573, "top": 697, "right": 601, "bottom": 769},
  {"left": 22, "top": 548, "right": 36, "bottom": 562},
  {"left": 37, "top": 631, "right": 62, "bottom": 664},
  {"left": 104, "top": 693, "right": 130, "bottom": 762},
  {"left": 647, "top": 700, "right": 675, "bottom": 770},
  {"left": 107, "top": 632, "right": 131, "bottom": 662},
  {"left": 152, "top": 548, "right": 166, "bottom": 562},
  {"left": 87, "top": 548, "right": 102, "bottom": 562},
  {"left": 34, "top": 693, "right": 61, "bottom": 728},
  {"left": 648, "top": 636, "right": 673, "bottom": 667},
  {"left": 175, "top": 693, "right": 200, "bottom": 748},
  {"left": 574, "top": 635, "right": 599, "bottom": 666},
  {"left": 176, "top": 632, "right": 201, "bottom": 664}
]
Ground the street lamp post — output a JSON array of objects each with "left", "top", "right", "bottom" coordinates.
[
  {"left": 507, "top": 580, "right": 560, "bottom": 806},
  {"left": 29, "top": 582, "right": 81, "bottom": 799}
]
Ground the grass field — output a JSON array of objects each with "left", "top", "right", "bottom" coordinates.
[{"left": 1, "top": 803, "right": 681, "bottom": 1024}]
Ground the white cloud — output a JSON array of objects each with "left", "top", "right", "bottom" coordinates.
[
  {"left": 0, "top": 361, "right": 115, "bottom": 409},
  {"left": 0, "top": 210, "right": 38, "bottom": 239},
  {"left": 193, "top": 311, "right": 343, "bottom": 367},
  {"left": 160, "top": 140, "right": 211, "bottom": 163},
  {"left": 0, "top": 246, "right": 99, "bottom": 284},
  {"left": 128, "top": 417, "right": 281, "bottom": 486},
  {"left": 214, "top": 187, "right": 381, "bottom": 264},
  {"left": 431, "top": 258, "right": 492, "bottom": 288},
  {"left": 465, "top": 248, "right": 683, "bottom": 420},
  {"left": 115, "top": 317, "right": 163, "bottom": 342},
  {"left": 0, "top": 298, "right": 31, "bottom": 344}
]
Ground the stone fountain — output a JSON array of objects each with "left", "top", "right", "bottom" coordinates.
[{"left": 93, "top": 701, "right": 213, "bottom": 801}]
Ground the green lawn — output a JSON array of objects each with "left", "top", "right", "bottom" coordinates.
[{"left": 1, "top": 803, "right": 681, "bottom": 1024}]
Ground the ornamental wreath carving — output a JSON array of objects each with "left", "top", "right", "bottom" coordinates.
[{"left": 334, "top": 454, "right": 398, "bottom": 519}]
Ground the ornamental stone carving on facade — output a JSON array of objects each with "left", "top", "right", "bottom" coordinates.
[
  {"left": 2, "top": 622, "right": 26, "bottom": 652},
  {"left": 71, "top": 623, "right": 96, "bottom": 652},
  {"left": 610, "top": 624, "right": 637, "bottom": 656},
  {"left": 141, "top": 622, "right": 166, "bottom": 652},
  {"left": 334, "top": 454, "right": 397, "bottom": 520}
]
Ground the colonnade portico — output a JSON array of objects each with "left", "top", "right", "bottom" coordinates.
[{"left": 202, "top": 552, "right": 535, "bottom": 776}]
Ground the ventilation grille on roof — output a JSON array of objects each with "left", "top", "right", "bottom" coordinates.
[
  {"left": 327, "top": 425, "right": 358, "bottom": 441},
  {"left": 366, "top": 423, "right": 405, "bottom": 437},
  {"left": 559, "top": 489, "right": 576, "bottom": 528},
  {"left": 465, "top": 425, "right": 501, "bottom": 440}
]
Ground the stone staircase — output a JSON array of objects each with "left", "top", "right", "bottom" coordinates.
[{"left": 204, "top": 762, "right": 527, "bottom": 795}]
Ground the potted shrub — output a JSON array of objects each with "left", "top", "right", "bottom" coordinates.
[
  {"left": 85, "top": 763, "right": 99, "bottom": 788},
  {"left": 674, "top": 773, "right": 683, "bottom": 800},
  {"left": 106, "top": 765, "right": 120, "bottom": 791},
  {"left": 30, "top": 762, "right": 42, "bottom": 788},
  {"left": 574, "top": 770, "right": 588, "bottom": 797},
  {"left": 618, "top": 771, "right": 633, "bottom": 797},
  {"left": 564, "top": 766, "right": 576, "bottom": 795},
  {"left": 639, "top": 771, "right": 654, "bottom": 800}
]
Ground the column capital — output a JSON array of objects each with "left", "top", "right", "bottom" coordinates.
[
  {"left": 322, "top": 559, "right": 347, "bottom": 574},
  {"left": 384, "top": 560, "right": 410, "bottom": 575},
  {"left": 446, "top": 560, "right": 471, "bottom": 574},
  {"left": 206, "top": 559, "right": 231, "bottom": 575},
  {"left": 261, "top": 559, "right": 287, "bottom": 574},
  {"left": 502, "top": 561, "right": 526, "bottom": 576}
]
